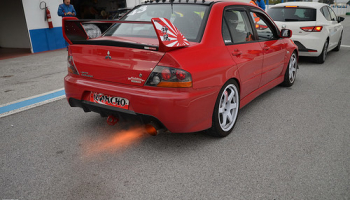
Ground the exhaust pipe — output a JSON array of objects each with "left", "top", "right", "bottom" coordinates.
[
  {"left": 145, "top": 122, "right": 160, "bottom": 136},
  {"left": 107, "top": 115, "right": 119, "bottom": 126},
  {"left": 106, "top": 116, "right": 161, "bottom": 136}
]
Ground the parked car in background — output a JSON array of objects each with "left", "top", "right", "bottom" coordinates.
[
  {"left": 63, "top": 1, "right": 298, "bottom": 137},
  {"left": 267, "top": 2, "right": 344, "bottom": 63}
]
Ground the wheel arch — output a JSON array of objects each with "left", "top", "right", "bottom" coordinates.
[
  {"left": 213, "top": 77, "right": 241, "bottom": 115},
  {"left": 325, "top": 36, "right": 330, "bottom": 52},
  {"left": 208, "top": 77, "right": 241, "bottom": 137},
  {"left": 293, "top": 49, "right": 299, "bottom": 65},
  {"left": 224, "top": 77, "right": 241, "bottom": 96}
]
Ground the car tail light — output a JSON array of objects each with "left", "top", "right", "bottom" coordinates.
[
  {"left": 300, "top": 26, "right": 323, "bottom": 32},
  {"left": 256, "top": 24, "right": 268, "bottom": 30},
  {"left": 67, "top": 47, "right": 79, "bottom": 75},
  {"left": 176, "top": 70, "right": 186, "bottom": 80},
  {"left": 145, "top": 66, "right": 192, "bottom": 88},
  {"left": 161, "top": 68, "right": 171, "bottom": 80}
]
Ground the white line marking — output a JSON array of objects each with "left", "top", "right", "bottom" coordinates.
[
  {"left": 0, "top": 88, "right": 65, "bottom": 107},
  {"left": 340, "top": 45, "right": 350, "bottom": 48},
  {"left": 0, "top": 88, "right": 66, "bottom": 118}
]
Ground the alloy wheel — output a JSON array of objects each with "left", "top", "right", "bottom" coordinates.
[
  {"left": 218, "top": 84, "right": 239, "bottom": 131},
  {"left": 289, "top": 53, "right": 297, "bottom": 83}
]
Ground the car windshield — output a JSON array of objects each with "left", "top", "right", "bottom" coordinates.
[
  {"left": 267, "top": 7, "right": 316, "bottom": 21},
  {"left": 104, "top": 4, "right": 209, "bottom": 42}
]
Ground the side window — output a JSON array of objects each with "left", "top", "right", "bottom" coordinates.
[
  {"left": 250, "top": 12, "right": 277, "bottom": 41},
  {"left": 321, "top": 7, "right": 331, "bottom": 21},
  {"left": 222, "top": 18, "right": 232, "bottom": 44},
  {"left": 223, "top": 10, "right": 255, "bottom": 44},
  {"left": 294, "top": 9, "right": 305, "bottom": 18},
  {"left": 328, "top": 7, "right": 337, "bottom": 21}
]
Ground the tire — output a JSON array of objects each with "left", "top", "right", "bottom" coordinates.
[
  {"left": 207, "top": 80, "right": 240, "bottom": 137},
  {"left": 315, "top": 40, "right": 328, "bottom": 64},
  {"left": 281, "top": 51, "right": 298, "bottom": 87},
  {"left": 333, "top": 33, "right": 342, "bottom": 52}
]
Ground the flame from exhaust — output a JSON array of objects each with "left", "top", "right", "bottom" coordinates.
[{"left": 82, "top": 126, "right": 149, "bottom": 158}]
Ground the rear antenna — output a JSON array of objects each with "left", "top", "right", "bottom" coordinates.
[{"left": 170, "top": 0, "right": 174, "bottom": 14}]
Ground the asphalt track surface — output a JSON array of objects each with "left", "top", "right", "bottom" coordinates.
[{"left": 1, "top": 16, "right": 350, "bottom": 200}]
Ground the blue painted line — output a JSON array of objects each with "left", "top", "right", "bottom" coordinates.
[{"left": 0, "top": 89, "right": 65, "bottom": 114}]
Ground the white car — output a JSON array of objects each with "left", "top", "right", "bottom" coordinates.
[{"left": 267, "top": 2, "right": 344, "bottom": 63}]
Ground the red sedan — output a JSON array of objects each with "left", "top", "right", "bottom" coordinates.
[{"left": 63, "top": 0, "right": 298, "bottom": 137}]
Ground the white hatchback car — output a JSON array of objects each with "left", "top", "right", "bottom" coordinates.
[{"left": 267, "top": 2, "right": 344, "bottom": 63}]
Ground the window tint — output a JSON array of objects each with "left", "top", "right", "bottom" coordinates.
[
  {"left": 104, "top": 4, "right": 209, "bottom": 42},
  {"left": 222, "top": 19, "right": 232, "bottom": 44},
  {"left": 267, "top": 7, "right": 316, "bottom": 21},
  {"left": 328, "top": 7, "right": 337, "bottom": 21},
  {"left": 223, "top": 10, "right": 255, "bottom": 44},
  {"left": 251, "top": 12, "right": 277, "bottom": 41},
  {"left": 320, "top": 6, "right": 331, "bottom": 21}
]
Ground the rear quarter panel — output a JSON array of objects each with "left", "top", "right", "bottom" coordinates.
[{"left": 161, "top": 3, "right": 241, "bottom": 97}]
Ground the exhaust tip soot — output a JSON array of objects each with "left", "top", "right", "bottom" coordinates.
[
  {"left": 107, "top": 115, "right": 119, "bottom": 126},
  {"left": 145, "top": 123, "right": 158, "bottom": 136}
]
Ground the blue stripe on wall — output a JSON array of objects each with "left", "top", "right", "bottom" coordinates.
[{"left": 29, "top": 27, "right": 67, "bottom": 53}]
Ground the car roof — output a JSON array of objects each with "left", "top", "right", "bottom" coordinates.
[{"left": 270, "top": 2, "right": 328, "bottom": 9}]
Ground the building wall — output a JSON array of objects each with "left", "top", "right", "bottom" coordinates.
[
  {"left": 21, "top": 0, "right": 138, "bottom": 53},
  {"left": 127, "top": 0, "right": 142, "bottom": 8},
  {"left": 22, "top": 0, "right": 66, "bottom": 53},
  {"left": 0, "top": 0, "right": 31, "bottom": 49},
  {"left": 0, "top": 0, "right": 139, "bottom": 53}
]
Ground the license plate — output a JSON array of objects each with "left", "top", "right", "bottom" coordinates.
[{"left": 90, "top": 92, "right": 129, "bottom": 110}]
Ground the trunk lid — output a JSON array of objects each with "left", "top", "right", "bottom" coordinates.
[
  {"left": 63, "top": 17, "right": 191, "bottom": 86},
  {"left": 71, "top": 38, "right": 165, "bottom": 86}
]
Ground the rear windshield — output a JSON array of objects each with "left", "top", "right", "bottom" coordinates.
[
  {"left": 104, "top": 4, "right": 209, "bottom": 42},
  {"left": 267, "top": 7, "right": 316, "bottom": 21}
]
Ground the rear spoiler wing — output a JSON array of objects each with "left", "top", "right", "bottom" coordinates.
[{"left": 62, "top": 17, "right": 189, "bottom": 52}]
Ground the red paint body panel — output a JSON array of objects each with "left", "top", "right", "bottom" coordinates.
[
  {"left": 226, "top": 43, "right": 264, "bottom": 98},
  {"left": 63, "top": 2, "right": 298, "bottom": 133},
  {"left": 65, "top": 75, "right": 220, "bottom": 133},
  {"left": 71, "top": 45, "right": 164, "bottom": 86},
  {"left": 258, "top": 40, "right": 286, "bottom": 87}
]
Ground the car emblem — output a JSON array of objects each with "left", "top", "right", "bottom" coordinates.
[
  {"left": 282, "top": 24, "right": 286, "bottom": 29},
  {"left": 81, "top": 71, "right": 93, "bottom": 78},
  {"left": 139, "top": 73, "right": 142, "bottom": 78},
  {"left": 128, "top": 77, "right": 145, "bottom": 83},
  {"left": 105, "top": 51, "right": 112, "bottom": 59}
]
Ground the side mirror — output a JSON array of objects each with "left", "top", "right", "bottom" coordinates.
[
  {"left": 338, "top": 16, "right": 345, "bottom": 23},
  {"left": 280, "top": 29, "right": 292, "bottom": 38}
]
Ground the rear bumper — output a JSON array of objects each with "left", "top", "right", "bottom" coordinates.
[
  {"left": 68, "top": 97, "right": 165, "bottom": 129},
  {"left": 292, "top": 33, "right": 327, "bottom": 57},
  {"left": 64, "top": 75, "right": 220, "bottom": 133}
]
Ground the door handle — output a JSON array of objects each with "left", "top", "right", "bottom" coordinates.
[
  {"left": 263, "top": 45, "right": 270, "bottom": 51},
  {"left": 232, "top": 49, "right": 242, "bottom": 56}
]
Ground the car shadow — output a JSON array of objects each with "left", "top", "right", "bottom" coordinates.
[{"left": 75, "top": 80, "right": 294, "bottom": 156}]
